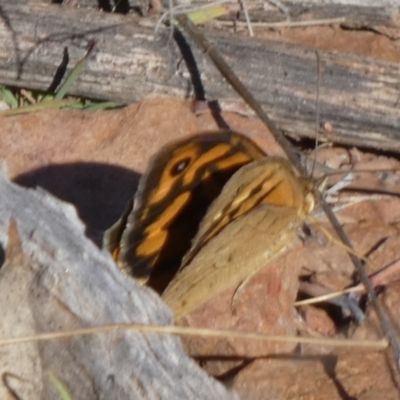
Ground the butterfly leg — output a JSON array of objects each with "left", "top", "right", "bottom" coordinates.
[{"left": 230, "top": 274, "right": 256, "bottom": 316}]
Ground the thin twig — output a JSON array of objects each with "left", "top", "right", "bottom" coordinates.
[
  {"left": 175, "top": 15, "right": 302, "bottom": 173},
  {"left": 0, "top": 323, "right": 387, "bottom": 350},
  {"left": 264, "top": 0, "right": 291, "bottom": 20},
  {"left": 239, "top": 0, "right": 254, "bottom": 36},
  {"left": 217, "top": 17, "right": 345, "bottom": 28},
  {"left": 319, "top": 196, "right": 400, "bottom": 367},
  {"left": 175, "top": 14, "right": 400, "bottom": 369}
]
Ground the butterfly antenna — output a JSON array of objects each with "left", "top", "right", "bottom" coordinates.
[{"left": 311, "top": 50, "right": 322, "bottom": 179}]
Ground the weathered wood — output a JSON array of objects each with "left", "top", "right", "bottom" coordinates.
[
  {"left": 245, "top": 1, "right": 400, "bottom": 28},
  {"left": 1, "top": 1, "right": 400, "bottom": 151},
  {"left": 0, "top": 167, "right": 237, "bottom": 400},
  {"left": 56, "top": 0, "right": 400, "bottom": 29}
]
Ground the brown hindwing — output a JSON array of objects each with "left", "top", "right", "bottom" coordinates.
[{"left": 162, "top": 157, "right": 314, "bottom": 319}]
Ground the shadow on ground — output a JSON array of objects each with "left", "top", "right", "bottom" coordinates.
[{"left": 14, "top": 162, "right": 140, "bottom": 246}]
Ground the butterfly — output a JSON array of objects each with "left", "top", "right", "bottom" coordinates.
[
  {"left": 104, "top": 130, "right": 314, "bottom": 318},
  {"left": 104, "top": 131, "right": 266, "bottom": 293}
]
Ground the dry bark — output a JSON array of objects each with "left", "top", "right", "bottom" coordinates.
[
  {"left": 0, "top": 1, "right": 400, "bottom": 151},
  {"left": 0, "top": 166, "right": 237, "bottom": 400},
  {"left": 49, "top": 0, "right": 400, "bottom": 28}
]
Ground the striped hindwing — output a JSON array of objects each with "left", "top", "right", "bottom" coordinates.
[{"left": 108, "top": 131, "right": 265, "bottom": 293}]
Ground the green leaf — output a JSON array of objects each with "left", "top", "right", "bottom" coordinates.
[
  {"left": 82, "top": 101, "right": 126, "bottom": 111},
  {"left": 187, "top": 5, "right": 229, "bottom": 25},
  {"left": 47, "top": 370, "right": 73, "bottom": 400},
  {"left": 0, "top": 99, "right": 79, "bottom": 116},
  {"left": 55, "top": 41, "right": 97, "bottom": 100},
  {"left": 0, "top": 85, "right": 18, "bottom": 108}
]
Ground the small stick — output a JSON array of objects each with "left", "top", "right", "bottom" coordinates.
[
  {"left": 239, "top": 0, "right": 254, "bottom": 36},
  {"left": 0, "top": 323, "right": 388, "bottom": 351},
  {"left": 175, "top": 14, "right": 303, "bottom": 174},
  {"left": 175, "top": 14, "right": 400, "bottom": 369},
  {"left": 216, "top": 17, "right": 345, "bottom": 29}
]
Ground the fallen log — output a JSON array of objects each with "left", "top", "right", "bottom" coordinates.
[{"left": 0, "top": 1, "right": 399, "bottom": 151}]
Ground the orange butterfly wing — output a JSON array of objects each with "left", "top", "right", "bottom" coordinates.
[{"left": 104, "top": 131, "right": 265, "bottom": 293}]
